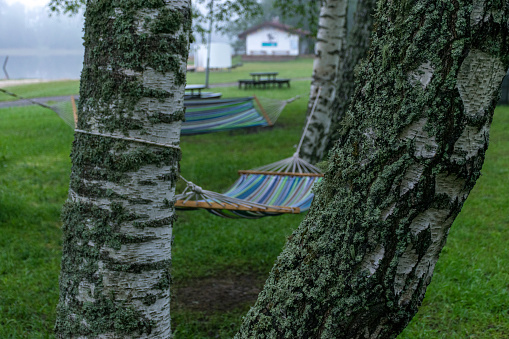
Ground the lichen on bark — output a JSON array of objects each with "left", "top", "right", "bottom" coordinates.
[
  {"left": 55, "top": 0, "right": 191, "bottom": 337},
  {"left": 237, "top": 1, "right": 509, "bottom": 337}
]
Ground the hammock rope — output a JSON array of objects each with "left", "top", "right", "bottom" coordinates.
[
  {"left": 0, "top": 88, "right": 181, "bottom": 149},
  {"left": 1, "top": 86, "right": 322, "bottom": 219},
  {"left": 0, "top": 87, "right": 77, "bottom": 128},
  {"left": 175, "top": 88, "right": 324, "bottom": 219}
]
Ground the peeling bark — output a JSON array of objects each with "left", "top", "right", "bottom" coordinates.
[
  {"left": 55, "top": 0, "right": 191, "bottom": 337},
  {"left": 238, "top": 1, "right": 509, "bottom": 337}
]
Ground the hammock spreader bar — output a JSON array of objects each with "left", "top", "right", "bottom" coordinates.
[{"left": 175, "top": 199, "right": 300, "bottom": 213}]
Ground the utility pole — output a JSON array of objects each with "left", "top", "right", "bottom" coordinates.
[{"left": 205, "top": 0, "right": 213, "bottom": 88}]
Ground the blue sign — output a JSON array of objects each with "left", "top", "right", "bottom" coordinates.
[{"left": 262, "top": 42, "right": 277, "bottom": 47}]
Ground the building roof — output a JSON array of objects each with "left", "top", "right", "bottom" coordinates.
[{"left": 238, "top": 21, "right": 311, "bottom": 39}]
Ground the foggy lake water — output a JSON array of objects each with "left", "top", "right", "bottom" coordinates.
[{"left": 0, "top": 49, "right": 84, "bottom": 80}]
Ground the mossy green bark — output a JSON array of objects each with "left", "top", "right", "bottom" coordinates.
[
  {"left": 55, "top": 0, "right": 191, "bottom": 337},
  {"left": 238, "top": 1, "right": 509, "bottom": 337}
]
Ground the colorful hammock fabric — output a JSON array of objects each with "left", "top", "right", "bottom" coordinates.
[
  {"left": 0, "top": 89, "right": 296, "bottom": 136},
  {"left": 182, "top": 96, "right": 294, "bottom": 135},
  {"left": 175, "top": 87, "right": 325, "bottom": 219},
  {"left": 175, "top": 152, "right": 324, "bottom": 219},
  {"left": 175, "top": 171, "right": 323, "bottom": 219}
]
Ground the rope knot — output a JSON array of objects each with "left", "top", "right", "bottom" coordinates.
[{"left": 187, "top": 181, "right": 204, "bottom": 194}]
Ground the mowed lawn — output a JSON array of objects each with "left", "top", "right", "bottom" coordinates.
[
  {"left": 0, "top": 71, "right": 508, "bottom": 338},
  {"left": 0, "top": 57, "right": 313, "bottom": 103}
]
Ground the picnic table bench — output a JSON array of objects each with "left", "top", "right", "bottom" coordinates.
[
  {"left": 238, "top": 72, "right": 291, "bottom": 89},
  {"left": 185, "top": 84, "right": 222, "bottom": 99}
]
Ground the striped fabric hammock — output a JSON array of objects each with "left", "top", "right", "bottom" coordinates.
[
  {"left": 0, "top": 88, "right": 297, "bottom": 135},
  {"left": 175, "top": 162, "right": 323, "bottom": 219},
  {"left": 182, "top": 96, "right": 295, "bottom": 135},
  {"left": 175, "top": 88, "right": 325, "bottom": 218}
]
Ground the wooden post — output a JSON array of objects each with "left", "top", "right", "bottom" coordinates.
[
  {"left": 253, "top": 94, "right": 273, "bottom": 126},
  {"left": 71, "top": 96, "right": 78, "bottom": 128}
]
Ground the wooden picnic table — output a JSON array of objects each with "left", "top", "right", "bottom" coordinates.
[
  {"left": 238, "top": 72, "right": 290, "bottom": 89},
  {"left": 185, "top": 84, "right": 206, "bottom": 98},
  {"left": 249, "top": 72, "right": 279, "bottom": 82},
  {"left": 185, "top": 84, "right": 222, "bottom": 99}
]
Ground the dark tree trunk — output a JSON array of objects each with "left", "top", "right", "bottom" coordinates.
[
  {"left": 55, "top": 0, "right": 191, "bottom": 337},
  {"left": 238, "top": 1, "right": 509, "bottom": 337}
]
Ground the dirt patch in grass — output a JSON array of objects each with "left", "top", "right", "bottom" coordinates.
[{"left": 172, "top": 274, "right": 265, "bottom": 313}]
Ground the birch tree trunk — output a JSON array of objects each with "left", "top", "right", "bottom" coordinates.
[
  {"left": 55, "top": 0, "right": 191, "bottom": 337},
  {"left": 238, "top": 1, "right": 509, "bottom": 337},
  {"left": 298, "top": 0, "right": 348, "bottom": 163},
  {"left": 325, "top": 0, "right": 375, "bottom": 154}
]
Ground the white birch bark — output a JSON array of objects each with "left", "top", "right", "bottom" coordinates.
[
  {"left": 55, "top": 0, "right": 191, "bottom": 337},
  {"left": 237, "top": 1, "right": 509, "bottom": 337}
]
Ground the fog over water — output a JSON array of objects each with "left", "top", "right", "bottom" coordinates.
[
  {"left": 0, "top": 0, "right": 233, "bottom": 80},
  {"left": 0, "top": 0, "right": 84, "bottom": 80}
]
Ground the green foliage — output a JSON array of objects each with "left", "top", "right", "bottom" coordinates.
[
  {"left": 272, "top": 0, "right": 321, "bottom": 36},
  {"left": 48, "top": 0, "right": 86, "bottom": 15},
  {"left": 192, "top": 0, "right": 262, "bottom": 39},
  {"left": 220, "top": 0, "right": 319, "bottom": 43}
]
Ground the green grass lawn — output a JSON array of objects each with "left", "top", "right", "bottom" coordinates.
[
  {"left": 0, "top": 80, "right": 80, "bottom": 102},
  {"left": 186, "top": 57, "right": 313, "bottom": 85},
  {"left": 0, "top": 79, "right": 508, "bottom": 338},
  {"left": 0, "top": 58, "right": 313, "bottom": 103}
]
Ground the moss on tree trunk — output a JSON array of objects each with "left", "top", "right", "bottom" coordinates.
[
  {"left": 55, "top": 0, "right": 191, "bottom": 337},
  {"left": 238, "top": 1, "right": 509, "bottom": 337}
]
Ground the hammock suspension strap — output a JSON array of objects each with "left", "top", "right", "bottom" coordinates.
[{"left": 74, "top": 129, "right": 181, "bottom": 151}]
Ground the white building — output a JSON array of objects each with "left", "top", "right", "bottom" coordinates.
[
  {"left": 238, "top": 21, "right": 310, "bottom": 57},
  {"left": 193, "top": 42, "right": 232, "bottom": 69}
]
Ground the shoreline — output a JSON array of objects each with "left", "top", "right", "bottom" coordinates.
[{"left": 0, "top": 79, "right": 78, "bottom": 88}]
